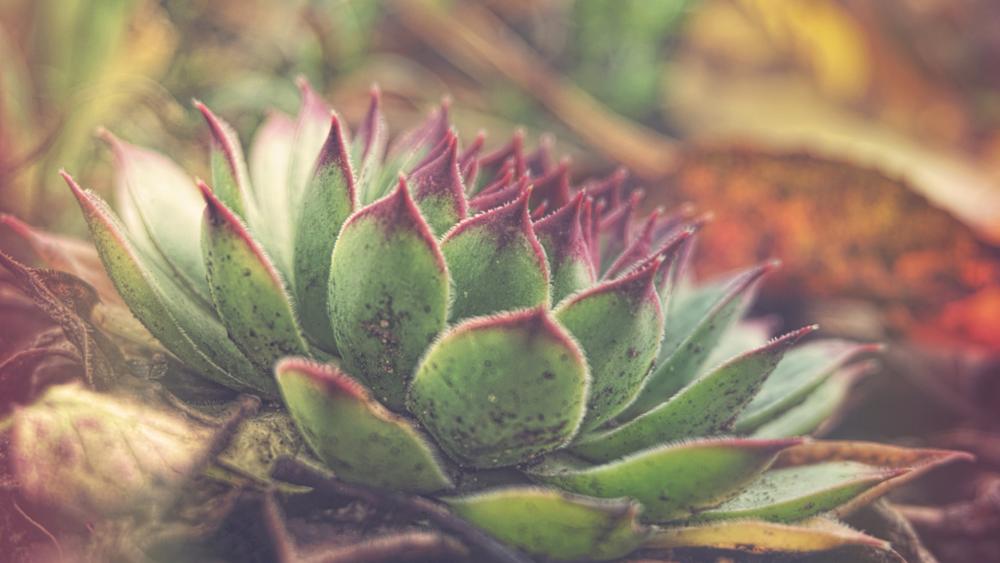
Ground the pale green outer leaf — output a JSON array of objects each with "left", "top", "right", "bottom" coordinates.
[
  {"left": 622, "top": 263, "right": 774, "bottom": 418},
  {"left": 735, "top": 340, "right": 879, "bottom": 432},
  {"left": 248, "top": 110, "right": 296, "bottom": 277},
  {"left": 694, "top": 461, "right": 903, "bottom": 523},
  {"left": 573, "top": 327, "right": 813, "bottom": 463},
  {"left": 9, "top": 383, "right": 216, "bottom": 521},
  {"left": 201, "top": 182, "right": 308, "bottom": 382},
  {"left": 444, "top": 487, "right": 650, "bottom": 561},
  {"left": 646, "top": 517, "right": 892, "bottom": 554},
  {"left": 276, "top": 358, "right": 452, "bottom": 493},
  {"left": 286, "top": 78, "right": 334, "bottom": 215},
  {"left": 529, "top": 437, "right": 799, "bottom": 522},
  {"left": 407, "top": 308, "right": 588, "bottom": 468},
  {"left": 64, "top": 172, "right": 260, "bottom": 393},
  {"left": 102, "top": 130, "right": 211, "bottom": 303},
  {"left": 328, "top": 180, "right": 446, "bottom": 409}
]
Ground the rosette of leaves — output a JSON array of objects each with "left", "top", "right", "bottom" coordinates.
[{"left": 55, "top": 80, "right": 966, "bottom": 561}]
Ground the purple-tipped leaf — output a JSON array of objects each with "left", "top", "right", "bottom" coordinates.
[
  {"left": 328, "top": 178, "right": 449, "bottom": 408},
  {"left": 200, "top": 181, "right": 308, "bottom": 374},
  {"left": 554, "top": 255, "right": 664, "bottom": 431},
  {"left": 407, "top": 308, "right": 589, "bottom": 468},
  {"left": 535, "top": 192, "right": 596, "bottom": 302},
  {"left": 440, "top": 189, "right": 550, "bottom": 321},
  {"left": 277, "top": 358, "right": 453, "bottom": 492}
]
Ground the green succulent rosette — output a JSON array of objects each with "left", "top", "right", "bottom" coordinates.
[{"left": 60, "top": 80, "right": 966, "bottom": 561}]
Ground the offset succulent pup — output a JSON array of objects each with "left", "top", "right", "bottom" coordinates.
[{"left": 60, "top": 81, "right": 963, "bottom": 560}]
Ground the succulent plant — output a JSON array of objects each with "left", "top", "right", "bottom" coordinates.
[{"left": 55, "top": 80, "right": 965, "bottom": 561}]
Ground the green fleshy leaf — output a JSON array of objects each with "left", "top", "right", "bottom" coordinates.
[
  {"left": 8, "top": 383, "right": 217, "bottom": 521},
  {"left": 752, "top": 364, "right": 869, "bottom": 439},
  {"left": 200, "top": 181, "right": 308, "bottom": 377},
  {"left": 734, "top": 340, "right": 879, "bottom": 432},
  {"left": 407, "top": 308, "right": 588, "bottom": 468},
  {"left": 529, "top": 437, "right": 800, "bottom": 522},
  {"left": 444, "top": 487, "right": 649, "bottom": 561},
  {"left": 573, "top": 326, "right": 814, "bottom": 462},
  {"left": 408, "top": 133, "right": 468, "bottom": 237},
  {"left": 535, "top": 193, "right": 595, "bottom": 303},
  {"left": 276, "top": 358, "right": 452, "bottom": 493},
  {"left": 100, "top": 129, "right": 211, "bottom": 303},
  {"left": 555, "top": 255, "right": 664, "bottom": 432},
  {"left": 64, "top": 172, "right": 261, "bottom": 393},
  {"left": 293, "top": 113, "right": 355, "bottom": 353},
  {"left": 693, "top": 461, "right": 905, "bottom": 523},
  {"left": 328, "top": 178, "right": 448, "bottom": 408},
  {"left": 440, "top": 189, "right": 550, "bottom": 321},
  {"left": 772, "top": 440, "right": 973, "bottom": 517},
  {"left": 196, "top": 101, "right": 252, "bottom": 218},
  {"left": 623, "top": 262, "right": 774, "bottom": 418},
  {"left": 646, "top": 517, "right": 892, "bottom": 555}
]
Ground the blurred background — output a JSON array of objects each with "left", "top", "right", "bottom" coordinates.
[{"left": 1, "top": 1, "right": 999, "bottom": 560}]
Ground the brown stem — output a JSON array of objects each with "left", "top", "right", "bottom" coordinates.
[{"left": 271, "top": 456, "right": 533, "bottom": 563}]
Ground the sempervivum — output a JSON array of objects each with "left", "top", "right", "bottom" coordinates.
[{"left": 57, "top": 80, "right": 961, "bottom": 561}]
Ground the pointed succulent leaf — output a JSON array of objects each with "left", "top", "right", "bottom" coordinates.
[
  {"left": 734, "top": 340, "right": 880, "bottom": 432},
  {"left": 596, "top": 190, "right": 641, "bottom": 274},
  {"left": 8, "top": 383, "right": 218, "bottom": 521},
  {"left": 200, "top": 181, "right": 308, "bottom": 374},
  {"left": 444, "top": 487, "right": 649, "bottom": 561},
  {"left": 441, "top": 189, "right": 550, "bottom": 321},
  {"left": 407, "top": 308, "right": 588, "bottom": 468},
  {"left": 276, "top": 358, "right": 453, "bottom": 492},
  {"left": 529, "top": 160, "right": 571, "bottom": 209},
  {"left": 603, "top": 208, "right": 662, "bottom": 279},
  {"left": 555, "top": 255, "right": 664, "bottom": 431},
  {"left": 408, "top": 134, "right": 468, "bottom": 236},
  {"left": 582, "top": 166, "right": 627, "bottom": 210},
  {"left": 622, "top": 262, "right": 775, "bottom": 418},
  {"left": 459, "top": 130, "right": 485, "bottom": 182},
  {"left": 196, "top": 101, "right": 253, "bottom": 218},
  {"left": 646, "top": 517, "right": 892, "bottom": 555},
  {"left": 287, "top": 77, "right": 335, "bottom": 208},
  {"left": 353, "top": 86, "right": 390, "bottom": 204},
  {"left": 525, "top": 133, "right": 555, "bottom": 177},
  {"left": 328, "top": 178, "right": 448, "bottom": 408},
  {"left": 64, "top": 172, "right": 263, "bottom": 393},
  {"left": 529, "top": 437, "right": 800, "bottom": 522},
  {"left": 694, "top": 461, "right": 906, "bottom": 523},
  {"left": 474, "top": 131, "right": 525, "bottom": 194},
  {"left": 293, "top": 113, "right": 355, "bottom": 353},
  {"left": 100, "top": 129, "right": 211, "bottom": 302},
  {"left": 573, "top": 326, "right": 814, "bottom": 462},
  {"left": 773, "top": 440, "right": 974, "bottom": 517},
  {"left": 752, "top": 363, "right": 872, "bottom": 438},
  {"left": 535, "top": 192, "right": 595, "bottom": 303},
  {"left": 388, "top": 99, "right": 451, "bottom": 161},
  {"left": 248, "top": 110, "right": 296, "bottom": 272}
]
